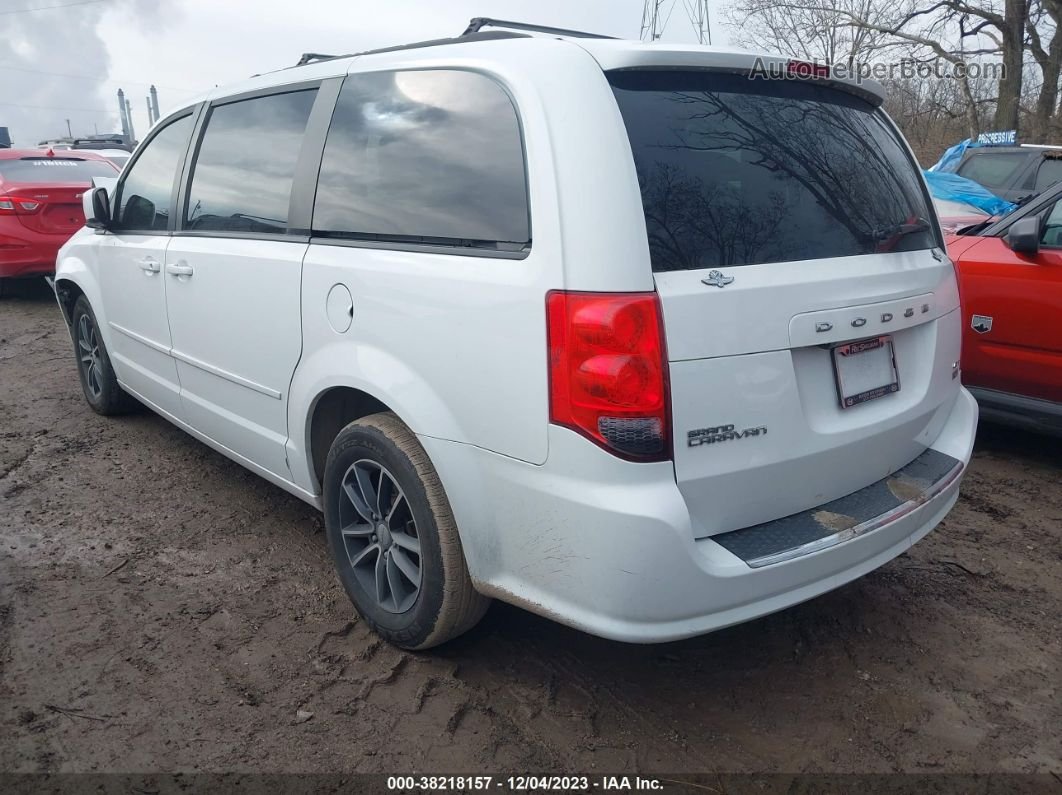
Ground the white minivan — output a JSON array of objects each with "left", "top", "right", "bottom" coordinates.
[{"left": 55, "top": 20, "right": 978, "bottom": 649}]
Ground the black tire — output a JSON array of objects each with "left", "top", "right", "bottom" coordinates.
[
  {"left": 323, "top": 412, "right": 489, "bottom": 649},
  {"left": 71, "top": 295, "right": 138, "bottom": 416},
  {"left": 0, "top": 277, "right": 9, "bottom": 299}
]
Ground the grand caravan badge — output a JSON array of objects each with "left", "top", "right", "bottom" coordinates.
[{"left": 688, "top": 423, "right": 767, "bottom": 447}]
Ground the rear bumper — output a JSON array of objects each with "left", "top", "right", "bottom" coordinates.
[
  {"left": 0, "top": 260, "right": 56, "bottom": 279},
  {"left": 0, "top": 236, "right": 62, "bottom": 277},
  {"left": 711, "top": 447, "right": 963, "bottom": 568},
  {"left": 421, "top": 387, "right": 978, "bottom": 643}
]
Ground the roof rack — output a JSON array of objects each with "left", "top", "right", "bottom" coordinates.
[
  {"left": 288, "top": 30, "right": 528, "bottom": 69},
  {"left": 461, "top": 17, "right": 616, "bottom": 39},
  {"left": 296, "top": 53, "right": 340, "bottom": 66},
  {"left": 284, "top": 18, "right": 608, "bottom": 72},
  {"left": 72, "top": 139, "right": 133, "bottom": 152}
]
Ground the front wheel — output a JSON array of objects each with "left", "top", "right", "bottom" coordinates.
[
  {"left": 71, "top": 295, "right": 138, "bottom": 415},
  {"left": 323, "top": 412, "right": 489, "bottom": 649}
]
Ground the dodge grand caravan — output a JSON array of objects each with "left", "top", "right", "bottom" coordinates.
[{"left": 54, "top": 20, "right": 978, "bottom": 649}]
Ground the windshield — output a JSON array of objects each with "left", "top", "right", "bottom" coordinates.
[
  {"left": 609, "top": 71, "right": 937, "bottom": 272},
  {"left": 0, "top": 157, "right": 117, "bottom": 184}
]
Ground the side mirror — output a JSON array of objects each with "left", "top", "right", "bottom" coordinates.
[
  {"left": 1005, "top": 215, "right": 1040, "bottom": 255},
  {"left": 84, "top": 187, "right": 111, "bottom": 230},
  {"left": 83, "top": 177, "right": 118, "bottom": 231}
]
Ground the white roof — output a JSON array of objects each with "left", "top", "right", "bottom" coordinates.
[{"left": 161, "top": 32, "right": 886, "bottom": 125}]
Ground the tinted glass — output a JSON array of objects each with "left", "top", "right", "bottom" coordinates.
[
  {"left": 114, "top": 114, "right": 193, "bottom": 231},
  {"left": 957, "top": 152, "right": 1028, "bottom": 190},
  {"left": 610, "top": 72, "right": 935, "bottom": 272},
  {"left": 1035, "top": 158, "right": 1062, "bottom": 190},
  {"left": 185, "top": 90, "right": 317, "bottom": 234},
  {"left": 314, "top": 70, "right": 529, "bottom": 248},
  {"left": 1040, "top": 201, "right": 1062, "bottom": 247},
  {"left": 0, "top": 157, "right": 117, "bottom": 184}
]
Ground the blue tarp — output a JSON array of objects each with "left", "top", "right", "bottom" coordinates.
[
  {"left": 923, "top": 169, "right": 1016, "bottom": 217},
  {"left": 928, "top": 138, "right": 977, "bottom": 173}
]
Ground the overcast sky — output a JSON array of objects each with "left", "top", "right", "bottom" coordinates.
[{"left": 0, "top": 0, "right": 730, "bottom": 148}]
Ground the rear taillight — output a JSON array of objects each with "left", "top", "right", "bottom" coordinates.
[
  {"left": 547, "top": 291, "right": 670, "bottom": 461},
  {"left": 0, "top": 197, "right": 42, "bottom": 215}
]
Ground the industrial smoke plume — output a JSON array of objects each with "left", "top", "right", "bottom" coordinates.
[{"left": 0, "top": 0, "right": 165, "bottom": 147}]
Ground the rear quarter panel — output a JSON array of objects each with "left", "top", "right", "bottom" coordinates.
[{"left": 288, "top": 38, "right": 653, "bottom": 493}]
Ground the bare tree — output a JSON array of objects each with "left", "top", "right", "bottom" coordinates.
[
  {"left": 727, "top": 0, "right": 1029, "bottom": 137},
  {"left": 1026, "top": 0, "right": 1062, "bottom": 139},
  {"left": 727, "top": 0, "right": 897, "bottom": 67},
  {"left": 883, "top": 70, "right": 997, "bottom": 158}
]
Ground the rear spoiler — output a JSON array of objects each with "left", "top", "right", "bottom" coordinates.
[{"left": 582, "top": 45, "right": 885, "bottom": 107}]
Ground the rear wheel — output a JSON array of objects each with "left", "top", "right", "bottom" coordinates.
[
  {"left": 0, "top": 278, "right": 8, "bottom": 299},
  {"left": 71, "top": 295, "right": 138, "bottom": 415},
  {"left": 323, "top": 412, "right": 489, "bottom": 649}
]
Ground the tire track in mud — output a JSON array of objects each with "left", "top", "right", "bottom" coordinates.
[{"left": 2, "top": 285, "right": 1061, "bottom": 775}]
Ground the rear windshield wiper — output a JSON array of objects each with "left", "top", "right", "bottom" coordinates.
[{"left": 872, "top": 217, "right": 932, "bottom": 252}]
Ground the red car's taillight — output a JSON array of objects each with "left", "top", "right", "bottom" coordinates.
[
  {"left": 547, "top": 291, "right": 670, "bottom": 461},
  {"left": 0, "top": 197, "right": 42, "bottom": 215}
]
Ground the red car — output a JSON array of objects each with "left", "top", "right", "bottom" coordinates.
[
  {"left": 946, "top": 182, "right": 1062, "bottom": 433},
  {"left": 0, "top": 148, "right": 119, "bottom": 297}
]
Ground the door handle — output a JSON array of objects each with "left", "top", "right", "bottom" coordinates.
[
  {"left": 137, "top": 257, "right": 161, "bottom": 274},
  {"left": 165, "top": 262, "right": 194, "bottom": 278}
]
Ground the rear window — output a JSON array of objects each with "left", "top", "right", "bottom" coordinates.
[
  {"left": 1034, "top": 157, "right": 1062, "bottom": 190},
  {"left": 609, "top": 71, "right": 936, "bottom": 272},
  {"left": 957, "top": 152, "right": 1028, "bottom": 190},
  {"left": 0, "top": 157, "right": 116, "bottom": 184}
]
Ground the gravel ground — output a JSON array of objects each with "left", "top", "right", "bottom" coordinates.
[{"left": 1, "top": 279, "right": 1060, "bottom": 776}]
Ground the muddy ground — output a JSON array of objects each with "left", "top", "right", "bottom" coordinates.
[{"left": 1, "top": 279, "right": 1059, "bottom": 777}]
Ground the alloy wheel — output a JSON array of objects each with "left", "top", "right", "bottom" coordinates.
[
  {"left": 338, "top": 459, "right": 422, "bottom": 613},
  {"left": 77, "top": 313, "right": 104, "bottom": 400}
]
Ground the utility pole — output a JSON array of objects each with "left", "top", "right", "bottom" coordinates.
[{"left": 65, "top": 118, "right": 72, "bottom": 138}]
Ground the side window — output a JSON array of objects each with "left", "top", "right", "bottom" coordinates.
[
  {"left": 313, "top": 69, "right": 529, "bottom": 249},
  {"left": 113, "top": 114, "right": 193, "bottom": 232},
  {"left": 1034, "top": 158, "right": 1062, "bottom": 191},
  {"left": 184, "top": 89, "right": 317, "bottom": 234},
  {"left": 1040, "top": 202, "right": 1062, "bottom": 248},
  {"left": 956, "top": 152, "right": 1028, "bottom": 190}
]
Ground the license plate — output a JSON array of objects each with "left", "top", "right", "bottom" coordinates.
[{"left": 832, "top": 335, "right": 900, "bottom": 409}]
